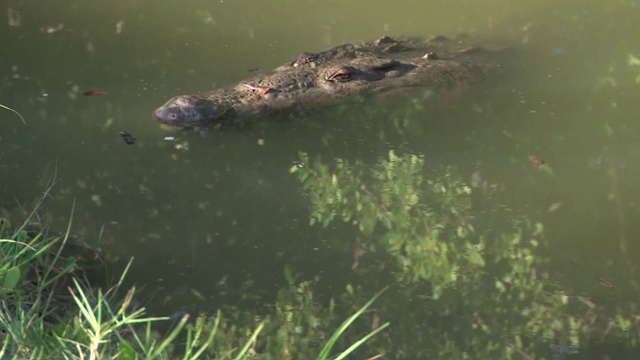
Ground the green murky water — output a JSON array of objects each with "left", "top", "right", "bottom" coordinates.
[{"left": 2, "top": 0, "right": 640, "bottom": 358}]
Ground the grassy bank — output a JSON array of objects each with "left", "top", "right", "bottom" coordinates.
[{"left": 0, "top": 204, "right": 387, "bottom": 359}]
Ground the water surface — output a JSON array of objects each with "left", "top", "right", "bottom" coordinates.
[{"left": 2, "top": 0, "right": 640, "bottom": 357}]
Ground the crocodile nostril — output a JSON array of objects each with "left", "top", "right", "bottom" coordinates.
[
  {"left": 422, "top": 51, "right": 439, "bottom": 60},
  {"left": 386, "top": 70, "right": 400, "bottom": 78},
  {"left": 294, "top": 52, "right": 319, "bottom": 67}
]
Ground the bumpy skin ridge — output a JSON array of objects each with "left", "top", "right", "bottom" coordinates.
[{"left": 153, "top": 35, "right": 503, "bottom": 127}]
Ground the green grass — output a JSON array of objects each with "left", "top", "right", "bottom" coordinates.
[
  {"left": 0, "top": 204, "right": 220, "bottom": 359},
  {"left": 0, "top": 202, "right": 388, "bottom": 359},
  {"left": 316, "top": 286, "right": 389, "bottom": 360}
]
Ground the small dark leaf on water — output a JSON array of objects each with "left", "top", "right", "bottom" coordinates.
[
  {"left": 529, "top": 156, "right": 546, "bottom": 165},
  {"left": 247, "top": 67, "right": 260, "bottom": 72},
  {"left": 120, "top": 131, "right": 136, "bottom": 145},
  {"left": 83, "top": 90, "right": 107, "bottom": 96}
]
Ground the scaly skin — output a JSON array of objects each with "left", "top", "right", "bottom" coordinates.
[{"left": 153, "top": 35, "right": 504, "bottom": 127}]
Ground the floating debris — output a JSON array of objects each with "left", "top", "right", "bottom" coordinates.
[
  {"left": 174, "top": 141, "right": 189, "bottom": 151},
  {"left": 83, "top": 90, "right": 107, "bottom": 96},
  {"left": 597, "top": 278, "right": 615, "bottom": 289},
  {"left": 548, "top": 202, "right": 564, "bottom": 212},
  {"left": 115, "top": 19, "right": 125, "bottom": 34},
  {"left": 120, "top": 130, "right": 136, "bottom": 145},
  {"left": 44, "top": 23, "right": 64, "bottom": 34},
  {"left": 529, "top": 156, "right": 546, "bottom": 165},
  {"left": 576, "top": 295, "right": 596, "bottom": 309},
  {"left": 163, "top": 136, "right": 177, "bottom": 141}
]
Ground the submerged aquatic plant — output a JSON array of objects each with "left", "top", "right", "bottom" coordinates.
[{"left": 292, "top": 150, "right": 640, "bottom": 358}]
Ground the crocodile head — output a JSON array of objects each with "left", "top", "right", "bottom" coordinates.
[
  {"left": 153, "top": 36, "right": 500, "bottom": 127},
  {"left": 153, "top": 95, "right": 228, "bottom": 126},
  {"left": 153, "top": 62, "right": 413, "bottom": 127}
]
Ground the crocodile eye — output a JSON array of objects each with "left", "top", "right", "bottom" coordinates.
[{"left": 325, "top": 66, "right": 352, "bottom": 82}]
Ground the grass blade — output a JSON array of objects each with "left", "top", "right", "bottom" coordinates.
[
  {"left": 233, "top": 321, "right": 264, "bottom": 360},
  {"left": 331, "top": 322, "right": 389, "bottom": 360},
  {"left": 0, "top": 103, "right": 26, "bottom": 125},
  {"left": 316, "top": 286, "right": 389, "bottom": 360}
]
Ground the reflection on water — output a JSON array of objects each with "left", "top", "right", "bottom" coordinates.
[{"left": 2, "top": 0, "right": 640, "bottom": 357}]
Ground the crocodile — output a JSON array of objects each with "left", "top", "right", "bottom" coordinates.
[{"left": 153, "top": 35, "right": 506, "bottom": 127}]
